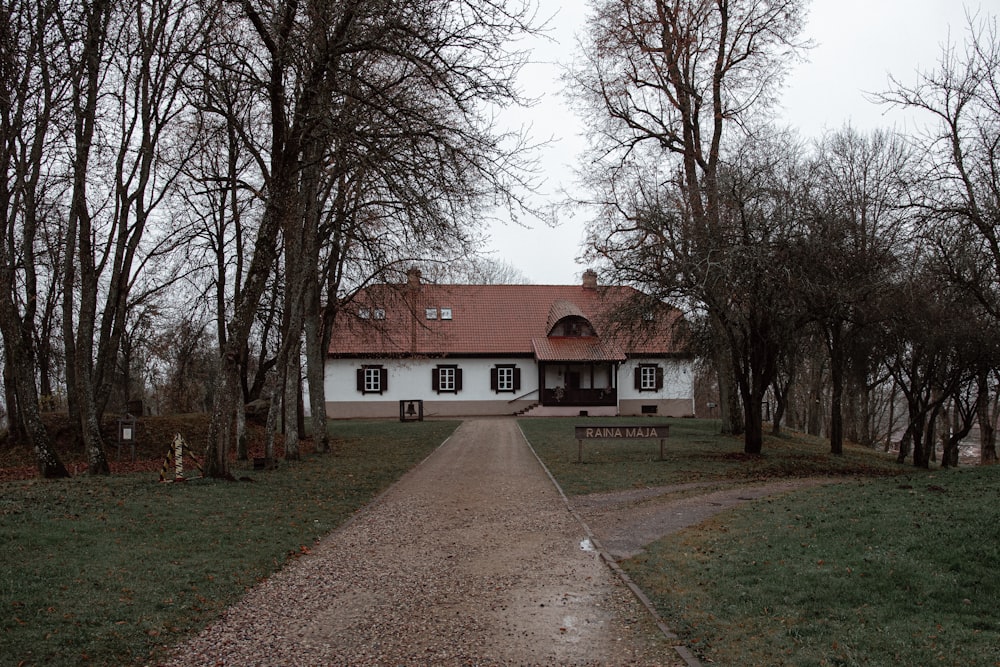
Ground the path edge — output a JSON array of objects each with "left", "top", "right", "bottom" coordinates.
[{"left": 516, "top": 422, "right": 703, "bottom": 667}]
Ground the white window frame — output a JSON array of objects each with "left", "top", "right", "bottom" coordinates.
[
  {"left": 364, "top": 367, "right": 382, "bottom": 393},
  {"left": 497, "top": 366, "right": 515, "bottom": 392},
  {"left": 639, "top": 365, "right": 658, "bottom": 391},
  {"left": 438, "top": 366, "right": 456, "bottom": 392}
]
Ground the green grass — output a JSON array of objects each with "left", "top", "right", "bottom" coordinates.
[
  {"left": 0, "top": 420, "right": 457, "bottom": 667},
  {"left": 520, "top": 417, "right": 1000, "bottom": 666},
  {"left": 622, "top": 469, "right": 1000, "bottom": 666},
  {"left": 519, "top": 417, "right": 903, "bottom": 496},
  {"left": 8, "top": 416, "right": 993, "bottom": 666}
]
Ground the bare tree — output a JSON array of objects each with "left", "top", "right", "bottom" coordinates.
[
  {"left": 570, "top": 0, "right": 810, "bottom": 445},
  {"left": 0, "top": 0, "right": 70, "bottom": 477},
  {"left": 881, "top": 10, "right": 1000, "bottom": 464},
  {"left": 197, "top": 0, "right": 539, "bottom": 477},
  {"left": 583, "top": 128, "right": 810, "bottom": 453},
  {"left": 882, "top": 263, "right": 988, "bottom": 468},
  {"left": 791, "top": 127, "right": 914, "bottom": 454},
  {"left": 56, "top": 0, "right": 207, "bottom": 474}
]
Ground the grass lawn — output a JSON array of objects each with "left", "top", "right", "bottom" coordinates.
[
  {"left": 623, "top": 469, "right": 1000, "bottom": 666},
  {"left": 519, "top": 417, "right": 903, "bottom": 495},
  {"left": 521, "top": 417, "right": 1000, "bottom": 666},
  {"left": 0, "top": 419, "right": 458, "bottom": 667}
]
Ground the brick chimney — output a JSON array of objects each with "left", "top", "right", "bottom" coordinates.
[{"left": 582, "top": 269, "right": 598, "bottom": 290}]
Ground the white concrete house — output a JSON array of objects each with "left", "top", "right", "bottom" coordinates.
[{"left": 324, "top": 269, "right": 694, "bottom": 419}]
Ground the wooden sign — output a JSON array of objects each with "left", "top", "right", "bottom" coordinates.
[
  {"left": 574, "top": 425, "right": 670, "bottom": 440},
  {"left": 574, "top": 424, "right": 670, "bottom": 463}
]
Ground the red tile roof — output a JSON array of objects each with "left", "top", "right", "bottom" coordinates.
[
  {"left": 329, "top": 280, "right": 684, "bottom": 359},
  {"left": 531, "top": 336, "right": 626, "bottom": 362}
]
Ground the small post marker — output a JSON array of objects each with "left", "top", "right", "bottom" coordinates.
[{"left": 159, "top": 433, "right": 203, "bottom": 483}]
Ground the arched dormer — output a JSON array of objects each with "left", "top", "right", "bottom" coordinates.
[{"left": 546, "top": 299, "right": 597, "bottom": 337}]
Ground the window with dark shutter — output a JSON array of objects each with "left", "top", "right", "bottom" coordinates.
[
  {"left": 492, "top": 365, "right": 518, "bottom": 393},
  {"left": 433, "top": 365, "right": 461, "bottom": 394},
  {"left": 358, "top": 365, "right": 387, "bottom": 394},
  {"left": 636, "top": 364, "right": 661, "bottom": 392}
]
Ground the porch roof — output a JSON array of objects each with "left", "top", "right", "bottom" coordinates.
[{"left": 530, "top": 336, "right": 626, "bottom": 362}]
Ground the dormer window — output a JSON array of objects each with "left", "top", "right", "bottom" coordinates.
[
  {"left": 425, "top": 308, "right": 437, "bottom": 320},
  {"left": 440, "top": 308, "right": 452, "bottom": 320},
  {"left": 550, "top": 316, "right": 595, "bottom": 337},
  {"left": 374, "top": 308, "right": 386, "bottom": 320},
  {"left": 359, "top": 308, "right": 370, "bottom": 319}
]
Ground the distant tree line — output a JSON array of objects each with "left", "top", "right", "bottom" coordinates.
[
  {"left": 0, "top": 0, "right": 538, "bottom": 477},
  {"left": 570, "top": 0, "right": 1000, "bottom": 466}
]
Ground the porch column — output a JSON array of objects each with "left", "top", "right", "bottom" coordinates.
[{"left": 537, "top": 362, "right": 546, "bottom": 405}]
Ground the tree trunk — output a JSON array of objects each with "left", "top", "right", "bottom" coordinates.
[
  {"left": 204, "top": 151, "right": 288, "bottom": 476},
  {"left": 3, "top": 359, "right": 27, "bottom": 445},
  {"left": 897, "top": 422, "right": 912, "bottom": 463},
  {"left": 941, "top": 404, "right": 960, "bottom": 468},
  {"left": 885, "top": 381, "right": 898, "bottom": 452},
  {"left": 236, "top": 399, "right": 248, "bottom": 461},
  {"left": 264, "top": 389, "right": 279, "bottom": 462},
  {"left": 828, "top": 324, "right": 844, "bottom": 455},
  {"left": 304, "top": 279, "right": 329, "bottom": 453},
  {"left": 807, "top": 363, "right": 824, "bottom": 437},
  {"left": 914, "top": 407, "right": 935, "bottom": 469},
  {"left": 743, "top": 394, "right": 764, "bottom": 455},
  {"left": 282, "top": 338, "right": 302, "bottom": 460},
  {"left": 206, "top": 355, "right": 239, "bottom": 479},
  {"left": 301, "top": 153, "right": 329, "bottom": 453},
  {"left": 977, "top": 369, "right": 997, "bottom": 464},
  {"left": 62, "top": 0, "right": 113, "bottom": 476},
  {"left": 279, "top": 209, "right": 306, "bottom": 461},
  {"left": 715, "top": 343, "right": 743, "bottom": 435},
  {"left": 0, "top": 294, "right": 69, "bottom": 478}
]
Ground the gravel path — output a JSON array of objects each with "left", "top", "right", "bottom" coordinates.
[
  {"left": 575, "top": 479, "right": 841, "bottom": 561},
  {"left": 157, "top": 419, "right": 680, "bottom": 666}
]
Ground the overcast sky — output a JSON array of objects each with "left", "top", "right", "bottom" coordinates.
[{"left": 484, "top": 0, "right": 985, "bottom": 285}]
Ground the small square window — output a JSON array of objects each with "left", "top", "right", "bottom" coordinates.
[
  {"left": 425, "top": 308, "right": 437, "bottom": 320},
  {"left": 358, "top": 308, "right": 371, "bottom": 319},
  {"left": 440, "top": 308, "right": 452, "bottom": 320},
  {"left": 374, "top": 308, "right": 386, "bottom": 320}
]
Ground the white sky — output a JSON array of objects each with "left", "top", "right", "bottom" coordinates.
[{"left": 485, "top": 0, "right": 985, "bottom": 285}]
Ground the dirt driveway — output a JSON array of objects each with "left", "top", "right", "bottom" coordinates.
[{"left": 159, "top": 419, "right": 685, "bottom": 666}]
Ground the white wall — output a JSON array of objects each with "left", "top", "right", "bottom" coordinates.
[
  {"left": 326, "top": 357, "right": 694, "bottom": 405},
  {"left": 618, "top": 358, "right": 694, "bottom": 400},
  {"left": 325, "top": 357, "right": 539, "bottom": 403}
]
